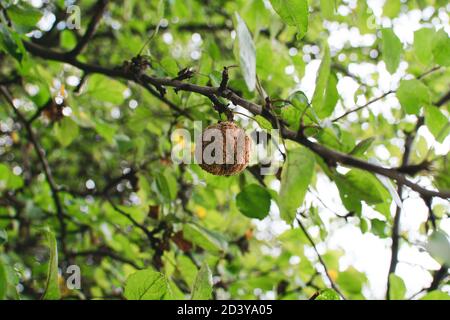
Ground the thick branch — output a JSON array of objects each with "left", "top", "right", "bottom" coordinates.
[{"left": 22, "top": 41, "right": 450, "bottom": 200}]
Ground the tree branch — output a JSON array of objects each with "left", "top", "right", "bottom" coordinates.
[
  {"left": 427, "top": 265, "right": 448, "bottom": 292},
  {"left": 68, "top": 247, "right": 141, "bottom": 270},
  {"left": 22, "top": 41, "right": 450, "bottom": 200},
  {"left": 107, "top": 197, "right": 154, "bottom": 241},
  {"left": 0, "top": 86, "right": 68, "bottom": 257},
  {"left": 296, "top": 217, "right": 346, "bottom": 300},
  {"left": 69, "top": 0, "right": 109, "bottom": 58},
  {"left": 332, "top": 66, "right": 447, "bottom": 122},
  {"left": 408, "top": 264, "right": 449, "bottom": 299},
  {"left": 386, "top": 123, "right": 417, "bottom": 299}
]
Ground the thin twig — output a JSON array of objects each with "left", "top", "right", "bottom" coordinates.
[
  {"left": 333, "top": 66, "right": 445, "bottom": 123},
  {"left": 0, "top": 86, "right": 68, "bottom": 257},
  {"left": 68, "top": 247, "right": 142, "bottom": 269},
  {"left": 296, "top": 217, "right": 347, "bottom": 300},
  {"left": 69, "top": 0, "right": 109, "bottom": 57},
  {"left": 332, "top": 90, "right": 394, "bottom": 122},
  {"left": 386, "top": 125, "right": 416, "bottom": 299}
]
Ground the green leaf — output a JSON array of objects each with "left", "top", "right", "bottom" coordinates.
[
  {"left": 421, "top": 290, "right": 450, "bottom": 300},
  {"left": 281, "top": 91, "right": 314, "bottom": 129},
  {"left": 0, "top": 260, "right": 6, "bottom": 300},
  {"left": 355, "top": 1, "right": 373, "bottom": 34},
  {"left": 373, "top": 178, "right": 393, "bottom": 219},
  {"left": 432, "top": 29, "right": 450, "bottom": 67},
  {"left": 0, "top": 163, "right": 23, "bottom": 191},
  {"left": 317, "top": 126, "right": 344, "bottom": 152},
  {"left": 336, "top": 267, "right": 367, "bottom": 295},
  {"left": 425, "top": 105, "right": 450, "bottom": 143},
  {"left": 242, "top": 0, "right": 271, "bottom": 32},
  {"left": 311, "top": 44, "right": 331, "bottom": 118},
  {"left": 321, "top": 72, "right": 338, "bottom": 118},
  {"left": 270, "top": 0, "right": 309, "bottom": 39},
  {"left": 396, "top": 79, "right": 430, "bottom": 115},
  {"left": 278, "top": 147, "right": 315, "bottom": 224},
  {"left": 177, "top": 255, "right": 197, "bottom": 289},
  {"left": 290, "top": 91, "right": 311, "bottom": 112},
  {"left": 42, "top": 228, "right": 60, "bottom": 300},
  {"left": 54, "top": 117, "right": 79, "bottom": 147},
  {"left": 60, "top": 30, "right": 77, "bottom": 50},
  {"left": 315, "top": 288, "right": 340, "bottom": 300},
  {"left": 0, "top": 25, "right": 26, "bottom": 63},
  {"left": 320, "top": 0, "right": 336, "bottom": 20},
  {"left": 160, "top": 56, "right": 179, "bottom": 77},
  {"left": 8, "top": 3, "right": 43, "bottom": 28},
  {"left": 124, "top": 269, "right": 170, "bottom": 300},
  {"left": 191, "top": 262, "right": 213, "bottom": 300},
  {"left": 281, "top": 105, "right": 301, "bottom": 130},
  {"left": 360, "top": 218, "right": 369, "bottom": 233},
  {"left": 435, "top": 162, "right": 450, "bottom": 191},
  {"left": 254, "top": 115, "right": 273, "bottom": 131},
  {"left": 371, "top": 218, "right": 387, "bottom": 238},
  {"left": 381, "top": 28, "right": 402, "bottom": 74},
  {"left": 86, "top": 74, "right": 127, "bottom": 104},
  {"left": 414, "top": 28, "right": 434, "bottom": 66},
  {"left": 93, "top": 119, "right": 116, "bottom": 144},
  {"left": 236, "top": 184, "right": 271, "bottom": 219},
  {"left": 335, "top": 169, "right": 385, "bottom": 206},
  {"left": 349, "top": 137, "right": 375, "bottom": 156},
  {"left": 28, "top": 78, "right": 51, "bottom": 107},
  {"left": 183, "top": 224, "right": 227, "bottom": 254},
  {"left": 235, "top": 13, "right": 256, "bottom": 91},
  {"left": 389, "top": 274, "right": 406, "bottom": 300},
  {"left": 6, "top": 173, "right": 23, "bottom": 190},
  {"left": 155, "top": 170, "right": 178, "bottom": 201},
  {"left": 426, "top": 230, "right": 450, "bottom": 265},
  {"left": 322, "top": 250, "right": 341, "bottom": 271}
]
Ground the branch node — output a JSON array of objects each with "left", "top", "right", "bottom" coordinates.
[
  {"left": 219, "top": 67, "right": 229, "bottom": 93},
  {"left": 172, "top": 67, "right": 195, "bottom": 81}
]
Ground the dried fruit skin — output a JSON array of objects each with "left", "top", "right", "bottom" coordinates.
[{"left": 195, "top": 121, "right": 251, "bottom": 176}]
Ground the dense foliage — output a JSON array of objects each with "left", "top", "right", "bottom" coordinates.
[{"left": 0, "top": 0, "right": 449, "bottom": 300}]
